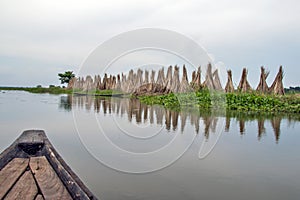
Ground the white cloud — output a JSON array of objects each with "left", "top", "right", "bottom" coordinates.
[{"left": 0, "top": 0, "right": 299, "bottom": 86}]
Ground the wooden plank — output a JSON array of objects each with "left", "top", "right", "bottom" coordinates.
[
  {"left": 0, "top": 158, "right": 29, "bottom": 199},
  {"left": 35, "top": 194, "right": 44, "bottom": 200},
  {"left": 4, "top": 171, "right": 38, "bottom": 200},
  {"left": 0, "top": 141, "right": 18, "bottom": 169},
  {"left": 30, "top": 156, "right": 72, "bottom": 200}
]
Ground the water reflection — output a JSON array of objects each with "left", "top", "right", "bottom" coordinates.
[
  {"left": 225, "top": 113, "right": 300, "bottom": 143},
  {"left": 60, "top": 95, "right": 299, "bottom": 143}
]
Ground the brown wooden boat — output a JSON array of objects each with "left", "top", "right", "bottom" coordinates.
[{"left": 0, "top": 130, "right": 98, "bottom": 200}]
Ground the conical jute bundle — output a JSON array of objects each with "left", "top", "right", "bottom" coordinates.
[
  {"left": 101, "top": 73, "right": 108, "bottom": 90},
  {"left": 213, "top": 69, "right": 223, "bottom": 91},
  {"left": 73, "top": 77, "right": 81, "bottom": 89},
  {"left": 106, "top": 75, "right": 113, "bottom": 90},
  {"left": 116, "top": 74, "right": 121, "bottom": 90},
  {"left": 83, "top": 75, "right": 94, "bottom": 91},
  {"left": 269, "top": 66, "right": 285, "bottom": 95},
  {"left": 136, "top": 69, "right": 143, "bottom": 88},
  {"left": 126, "top": 69, "right": 135, "bottom": 93},
  {"left": 111, "top": 75, "right": 117, "bottom": 89},
  {"left": 191, "top": 66, "right": 201, "bottom": 90},
  {"left": 192, "top": 71, "right": 196, "bottom": 83},
  {"left": 69, "top": 64, "right": 286, "bottom": 95},
  {"left": 156, "top": 67, "right": 165, "bottom": 87},
  {"left": 179, "top": 65, "right": 191, "bottom": 93},
  {"left": 237, "top": 68, "right": 252, "bottom": 92},
  {"left": 165, "top": 66, "right": 173, "bottom": 90},
  {"left": 256, "top": 66, "right": 269, "bottom": 93},
  {"left": 67, "top": 77, "right": 77, "bottom": 89},
  {"left": 143, "top": 70, "right": 149, "bottom": 84},
  {"left": 78, "top": 77, "right": 84, "bottom": 89},
  {"left": 171, "top": 65, "right": 180, "bottom": 93},
  {"left": 94, "top": 75, "right": 101, "bottom": 90},
  {"left": 203, "top": 63, "right": 215, "bottom": 90},
  {"left": 225, "top": 70, "right": 234, "bottom": 93},
  {"left": 120, "top": 73, "right": 127, "bottom": 92},
  {"left": 150, "top": 70, "right": 155, "bottom": 84},
  {"left": 149, "top": 70, "right": 156, "bottom": 92}
]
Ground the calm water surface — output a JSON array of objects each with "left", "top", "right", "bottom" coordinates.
[{"left": 0, "top": 90, "right": 300, "bottom": 200}]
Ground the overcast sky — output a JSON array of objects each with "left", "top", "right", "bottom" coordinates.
[{"left": 0, "top": 0, "right": 299, "bottom": 87}]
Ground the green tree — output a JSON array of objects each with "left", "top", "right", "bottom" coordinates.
[{"left": 58, "top": 71, "right": 75, "bottom": 84}]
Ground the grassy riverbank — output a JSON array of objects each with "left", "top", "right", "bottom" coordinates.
[
  {"left": 0, "top": 87, "right": 124, "bottom": 96},
  {"left": 138, "top": 90, "right": 300, "bottom": 114},
  {"left": 0, "top": 86, "right": 73, "bottom": 94}
]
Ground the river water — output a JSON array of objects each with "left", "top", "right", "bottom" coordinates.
[{"left": 0, "top": 90, "right": 300, "bottom": 200}]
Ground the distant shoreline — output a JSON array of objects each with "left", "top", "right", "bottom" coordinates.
[{"left": 0, "top": 86, "right": 72, "bottom": 94}]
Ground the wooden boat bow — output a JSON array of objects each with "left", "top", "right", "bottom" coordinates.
[{"left": 0, "top": 130, "right": 98, "bottom": 200}]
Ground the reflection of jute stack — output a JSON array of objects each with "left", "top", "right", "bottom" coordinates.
[
  {"left": 203, "top": 117, "right": 213, "bottom": 139},
  {"left": 171, "top": 111, "right": 179, "bottom": 131},
  {"left": 68, "top": 95, "right": 284, "bottom": 142},
  {"left": 180, "top": 112, "right": 187, "bottom": 132},
  {"left": 239, "top": 119, "right": 245, "bottom": 134},
  {"left": 271, "top": 117, "right": 281, "bottom": 142},
  {"left": 165, "top": 109, "right": 171, "bottom": 130},
  {"left": 225, "top": 116, "right": 231, "bottom": 132},
  {"left": 257, "top": 119, "right": 265, "bottom": 140}
]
